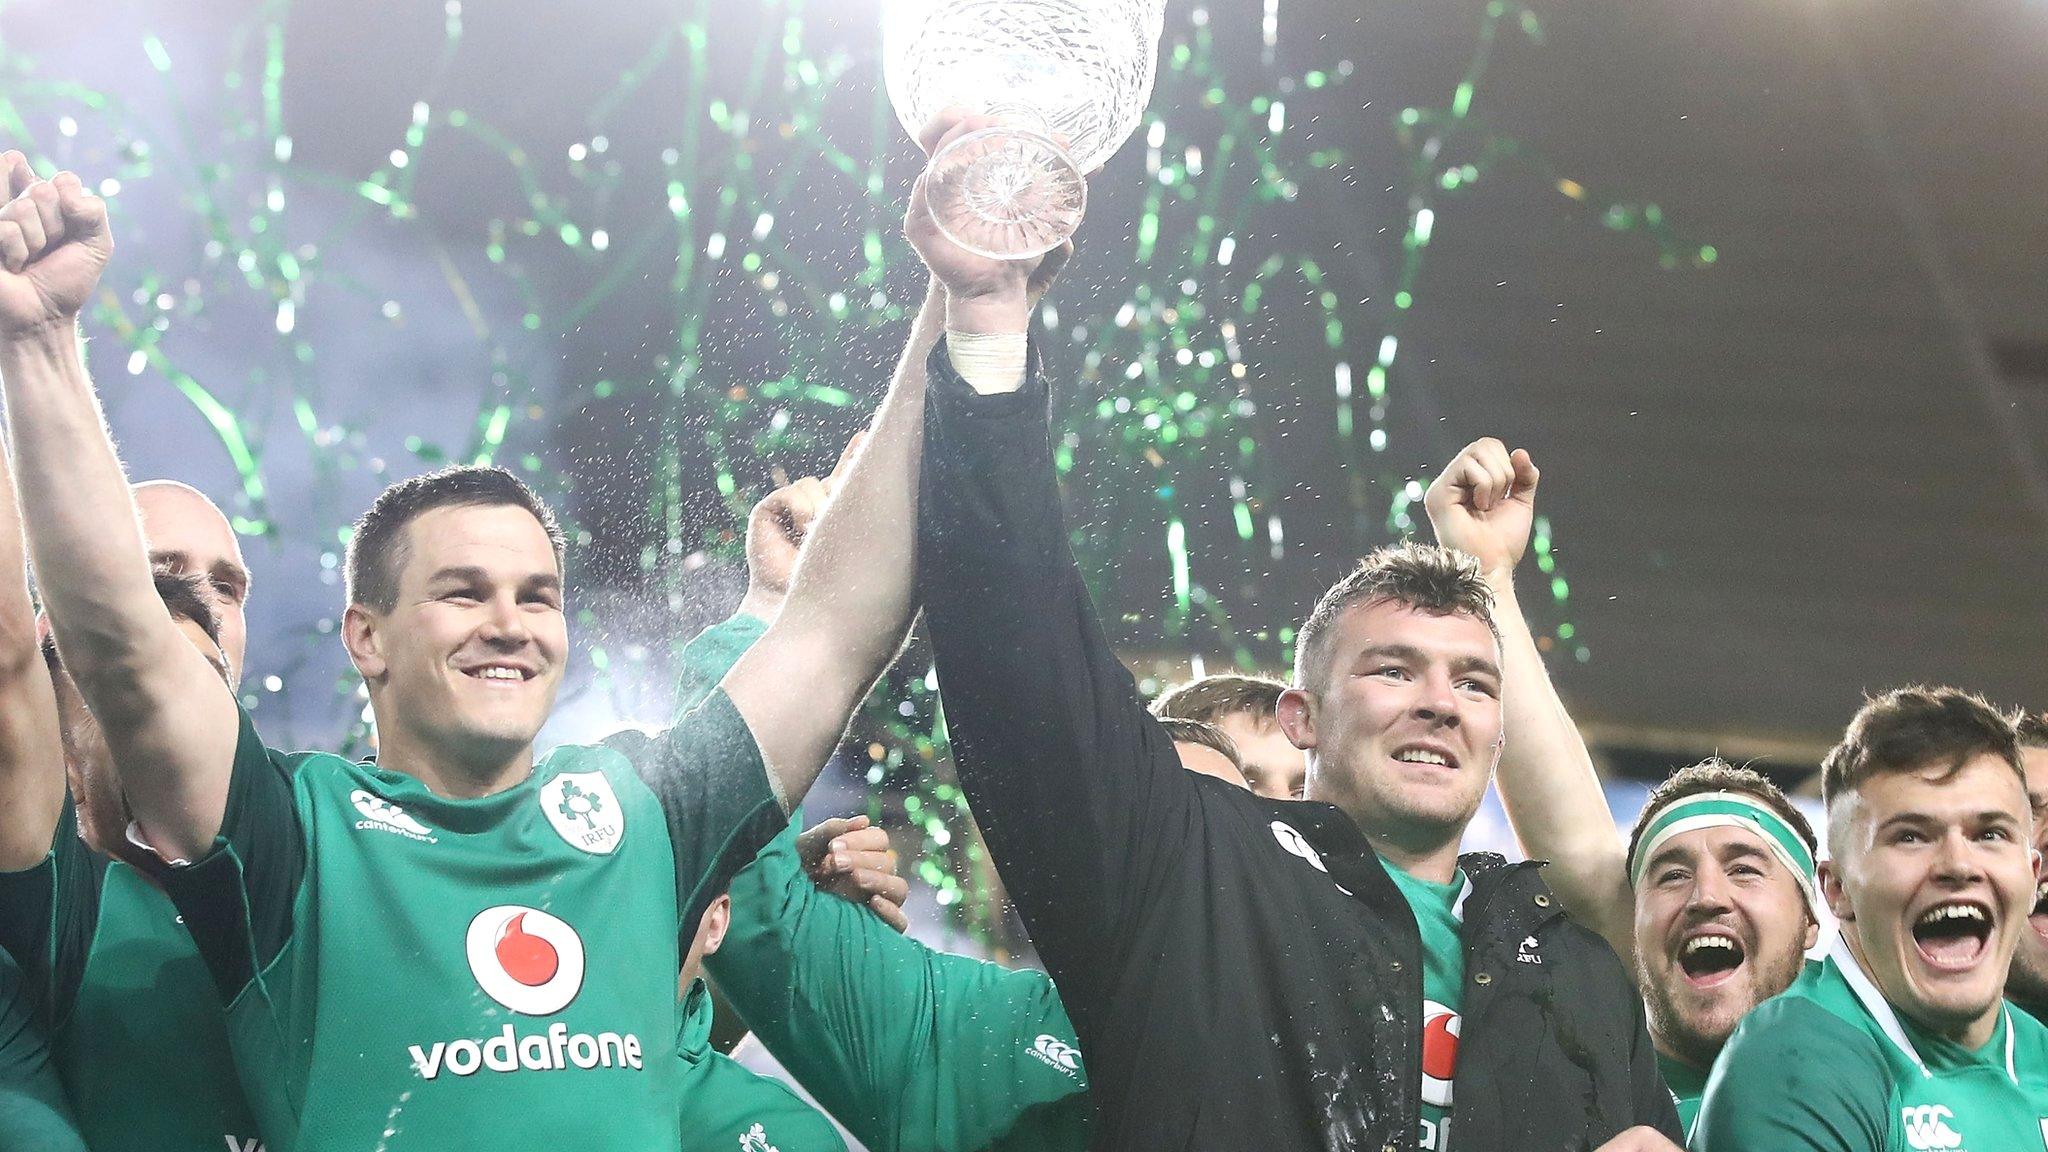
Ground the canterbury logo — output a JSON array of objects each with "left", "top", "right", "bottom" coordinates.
[
  {"left": 1028, "top": 1034, "right": 1082, "bottom": 1078},
  {"left": 1901, "top": 1104, "right": 1961, "bottom": 1150}
]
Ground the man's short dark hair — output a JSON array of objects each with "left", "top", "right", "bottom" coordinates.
[
  {"left": 1158, "top": 717, "right": 1244, "bottom": 774},
  {"left": 153, "top": 568, "right": 223, "bottom": 647},
  {"left": 344, "top": 466, "right": 566, "bottom": 612},
  {"left": 2016, "top": 710, "right": 2048, "bottom": 751},
  {"left": 44, "top": 567, "right": 224, "bottom": 672},
  {"left": 1153, "top": 674, "right": 1287, "bottom": 726},
  {"left": 1820, "top": 685, "right": 2024, "bottom": 809},
  {"left": 1625, "top": 758, "right": 1818, "bottom": 880},
  {"left": 1292, "top": 542, "right": 1497, "bottom": 692}
]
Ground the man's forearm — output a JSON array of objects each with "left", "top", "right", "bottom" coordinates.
[
  {"left": 725, "top": 284, "right": 943, "bottom": 809},
  {"left": 0, "top": 330, "right": 169, "bottom": 684},
  {"left": 1489, "top": 573, "right": 1634, "bottom": 957},
  {"left": 0, "top": 417, "right": 67, "bottom": 872},
  {"left": 0, "top": 326, "right": 235, "bottom": 859}
]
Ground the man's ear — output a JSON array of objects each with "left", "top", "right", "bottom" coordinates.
[
  {"left": 342, "top": 604, "right": 388, "bottom": 683},
  {"left": 1819, "top": 859, "right": 1853, "bottom": 924},
  {"left": 698, "top": 894, "right": 733, "bottom": 958},
  {"left": 1276, "top": 687, "right": 1318, "bottom": 752}
]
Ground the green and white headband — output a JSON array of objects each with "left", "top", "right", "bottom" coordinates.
[{"left": 1629, "top": 791, "right": 1819, "bottom": 914}]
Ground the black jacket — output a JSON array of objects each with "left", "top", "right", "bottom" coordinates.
[{"left": 915, "top": 345, "right": 1680, "bottom": 1152}]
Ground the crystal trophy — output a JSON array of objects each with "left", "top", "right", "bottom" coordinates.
[{"left": 884, "top": 0, "right": 1168, "bottom": 259}]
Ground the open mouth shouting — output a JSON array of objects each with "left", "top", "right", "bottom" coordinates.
[
  {"left": 1677, "top": 929, "right": 1747, "bottom": 989},
  {"left": 2031, "top": 880, "right": 2048, "bottom": 949},
  {"left": 1911, "top": 899, "right": 1994, "bottom": 973}
]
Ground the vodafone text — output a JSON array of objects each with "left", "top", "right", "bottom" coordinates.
[{"left": 408, "top": 1024, "right": 643, "bottom": 1080}]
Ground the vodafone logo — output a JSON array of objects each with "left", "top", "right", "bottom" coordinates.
[
  {"left": 1420, "top": 999, "right": 1461, "bottom": 1107},
  {"left": 466, "top": 906, "right": 585, "bottom": 1016}
]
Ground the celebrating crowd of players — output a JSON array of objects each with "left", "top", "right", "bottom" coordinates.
[{"left": 0, "top": 105, "right": 2044, "bottom": 1151}]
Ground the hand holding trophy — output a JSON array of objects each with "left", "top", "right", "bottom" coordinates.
[{"left": 884, "top": 0, "right": 1168, "bottom": 259}]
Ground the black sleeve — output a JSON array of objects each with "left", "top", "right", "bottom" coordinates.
[
  {"left": 915, "top": 340, "right": 1197, "bottom": 1026},
  {"left": 0, "top": 800, "right": 105, "bottom": 1029},
  {"left": 158, "top": 707, "right": 304, "bottom": 1003},
  {"left": 608, "top": 688, "right": 788, "bottom": 933}
]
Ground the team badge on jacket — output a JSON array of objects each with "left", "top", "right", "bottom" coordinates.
[{"left": 541, "top": 772, "right": 624, "bottom": 854}]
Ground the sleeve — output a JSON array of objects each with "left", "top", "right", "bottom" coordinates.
[
  {"left": 0, "top": 798, "right": 106, "bottom": 1030},
  {"left": 708, "top": 816, "right": 1087, "bottom": 1152},
  {"left": 156, "top": 706, "right": 305, "bottom": 1003},
  {"left": 0, "top": 960, "right": 85, "bottom": 1152},
  {"left": 1692, "top": 999, "right": 1891, "bottom": 1152},
  {"left": 673, "top": 613, "right": 768, "bottom": 715},
  {"left": 618, "top": 688, "right": 788, "bottom": 932},
  {"left": 916, "top": 337, "right": 1196, "bottom": 1026}
]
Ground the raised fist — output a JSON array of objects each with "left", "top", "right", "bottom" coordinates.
[
  {"left": 737, "top": 432, "right": 864, "bottom": 621},
  {"left": 0, "top": 153, "right": 112, "bottom": 340},
  {"left": 1423, "top": 437, "right": 1540, "bottom": 578}
]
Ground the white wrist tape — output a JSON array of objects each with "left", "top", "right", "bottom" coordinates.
[{"left": 945, "top": 331, "right": 1028, "bottom": 396}]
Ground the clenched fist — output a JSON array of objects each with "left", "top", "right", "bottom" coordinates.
[
  {"left": 1424, "top": 436, "right": 1540, "bottom": 579},
  {"left": 0, "top": 153, "right": 112, "bottom": 341}
]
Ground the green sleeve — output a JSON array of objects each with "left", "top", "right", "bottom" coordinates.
[
  {"left": 708, "top": 818, "right": 1089, "bottom": 1152},
  {"left": 0, "top": 953, "right": 86, "bottom": 1152},
  {"left": 1693, "top": 998, "right": 1893, "bottom": 1152},
  {"left": 158, "top": 706, "right": 304, "bottom": 1004},
  {"left": 0, "top": 798, "right": 105, "bottom": 1029},
  {"left": 674, "top": 613, "right": 768, "bottom": 714}
]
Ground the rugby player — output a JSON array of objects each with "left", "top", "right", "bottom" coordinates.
[
  {"left": 1694, "top": 687, "right": 2048, "bottom": 1150},
  {"left": 1153, "top": 674, "right": 1301, "bottom": 799},
  {"left": 903, "top": 106, "right": 1679, "bottom": 1149},
  {"left": 0, "top": 149, "right": 263, "bottom": 1152},
  {"left": 1423, "top": 435, "right": 1822, "bottom": 1130},
  {"left": 0, "top": 163, "right": 916, "bottom": 1149},
  {"left": 2010, "top": 710, "right": 2048, "bottom": 1025}
]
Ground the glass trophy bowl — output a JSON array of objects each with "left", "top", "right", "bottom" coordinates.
[{"left": 884, "top": 0, "right": 1167, "bottom": 259}]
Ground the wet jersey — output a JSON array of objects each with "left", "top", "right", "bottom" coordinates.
[
  {"left": 0, "top": 802, "right": 259, "bottom": 1152},
  {"left": 1695, "top": 938, "right": 2048, "bottom": 1152},
  {"left": 1388, "top": 865, "right": 1466, "bottom": 1152},
  {"left": 676, "top": 979, "right": 846, "bottom": 1151},
  {"left": 165, "top": 694, "right": 784, "bottom": 1152}
]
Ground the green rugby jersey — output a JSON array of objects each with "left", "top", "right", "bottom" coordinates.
[
  {"left": 680, "top": 613, "right": 1090, "bottom": 1152},
  {"left": 1654, "top": 1051, "right": 1706, "bottom": 1137},
  {"left": 164, "top": 691, "right": 784, "bottom": 1152},
  {"left": 677, "top": 978, "right": 845, "bottom": 1151},
  {"left": 0, "top": 949, "right": 86, "bottom": 1152},
  {"left": 1386, "top": 863, "right": 1466, "bottom": 1152},
  {"left": 1695, "top": 939, "right": 2048, "bottom": 1152},
  {"left": 0, "top": 802, "right": 259, "bottom": 1152}
]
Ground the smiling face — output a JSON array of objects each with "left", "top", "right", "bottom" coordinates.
[
  {"left": 345, "top": 503, "right": 567, "bottom": 789},
  {"left": 1634, "top": 824, "right": 1817, "bottom": 1067},
  {"left": 1826, "top": 753, "right": 2038, "bottom": 1047},
  {"left": 2009, "top": 746, "right": 2048, "bottom": 1010},
  {"left": 1280, "top": 598, "right": 1504, "bottom": 857}
]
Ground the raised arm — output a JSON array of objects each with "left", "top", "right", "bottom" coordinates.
[
  {"left": 0, "top": 280, "right": 64, "bottom": 872},
  {"left": 720, "top": 278, "right": 940, "bottom": 810},
  {"left": 1423, "top": 437, "right": 1635, "bottom": 962},
  {"left": 0, "top": 157, "right": 239, "bottom": 864},
  {"left": 722, "top": 110, "right": 1068, "bottom": 812}
]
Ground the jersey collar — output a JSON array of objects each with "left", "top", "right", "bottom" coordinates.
[{"left": 1830, "top": 934, "right": 2019, "bottom": 1084}]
